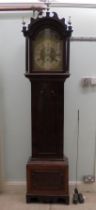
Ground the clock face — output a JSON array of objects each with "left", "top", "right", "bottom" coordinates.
[{"left": 32, "top": 28, "right": 63, "bottom": 72}]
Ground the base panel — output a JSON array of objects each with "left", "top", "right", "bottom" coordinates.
[
  {"left": 26, "top": 158, "right": 69, "bottom": 204},
  {"left": 26, "top": 194, "right": 69, "bottom": 204}
]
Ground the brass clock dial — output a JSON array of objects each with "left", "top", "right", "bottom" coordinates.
[{"left": 33, "top": 28, "right": 63, "bottom": 71}]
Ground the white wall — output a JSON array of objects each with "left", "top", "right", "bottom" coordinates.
[
  {"left": 0, "top": 13, "right": 32, "bottom": 181},
  {"left": 0, "top": 7, "right": 96, "bottom": 182}
]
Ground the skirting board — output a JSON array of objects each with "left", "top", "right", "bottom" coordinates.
[
  {"left": 0, "top": 136, "right": 4, "bottom": 193},
  {"left": 3, "top": 181, "right": 26, "bottom": 194},
  {"left": 0, "top": 181, "right": 4, "bottom": 193},
  {"left": 3, "top": 181, "right": 96, "bottom": 194}
]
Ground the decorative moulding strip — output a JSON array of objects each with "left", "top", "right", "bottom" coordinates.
[
  {"left": 51, "top": 3, "right": 96, "bottom": 9},
  {"left": 71, "top": 37, "right": 96, "bottom": 42},
  {"left": 0, "top": 3, "right": 96, "bottom": 11},
  {"left": 0, "top": 3, "right": 45, "bottom": 11}
]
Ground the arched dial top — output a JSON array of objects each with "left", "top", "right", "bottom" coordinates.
[{"left": 32, "top": 28, "right": 63, "bottom": 72}]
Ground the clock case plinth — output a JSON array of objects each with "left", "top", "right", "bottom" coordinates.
[
  {"left": 22, "top": 11, "right": 72, "bottom": 204},
  {"left": 26, "top": 157, "right": 69, "bottom": 204}
]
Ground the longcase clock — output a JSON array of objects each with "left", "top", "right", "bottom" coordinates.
[{"left": 22, "top": 10, "right": 72, "bottom": 204}]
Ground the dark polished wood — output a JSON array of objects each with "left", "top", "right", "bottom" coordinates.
[
  {"left": 22, "top": 10, "right": 72, "bottom": 204},
  {"left": 25, "top": 72, "right": 70, "bottom": 81},
  {"left": 26, "top": 158, "right": 69, "bottom": 204},
  {"left": 32, "top": 81, "right": 64, "bottom": 159}
]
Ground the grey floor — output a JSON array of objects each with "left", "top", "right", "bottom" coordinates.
[{"left": 0, "top": 192, "right": 96, "bottom": 210}]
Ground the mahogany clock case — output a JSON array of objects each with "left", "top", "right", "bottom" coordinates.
[
  {"left": 26, "top": 158, "right": 69, "bottom": 204},
  {"left": 22, "top": 11, "right": 72, "bottom": 204}
]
